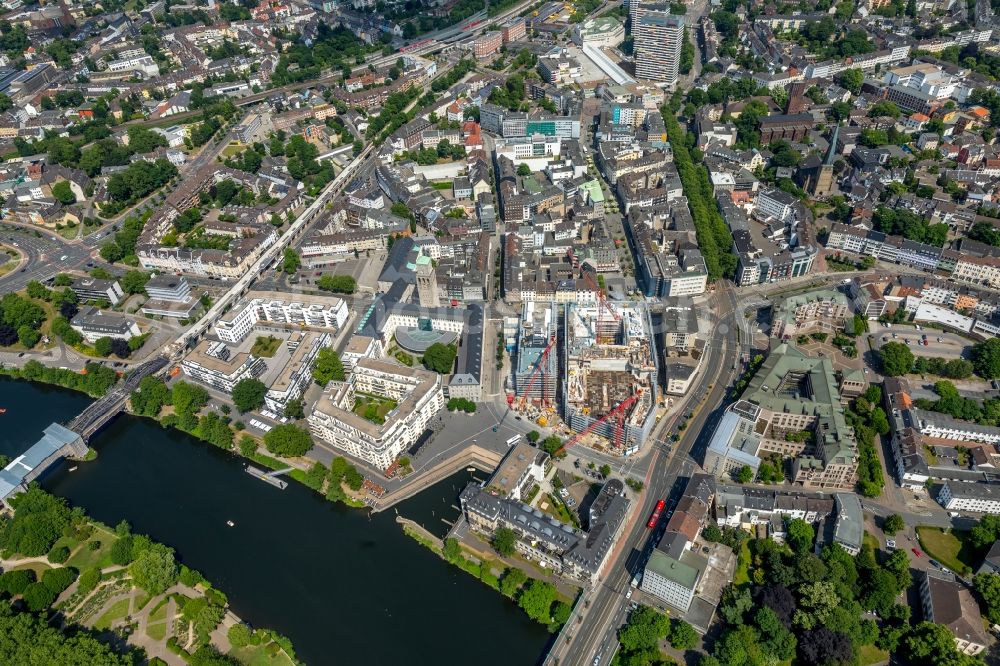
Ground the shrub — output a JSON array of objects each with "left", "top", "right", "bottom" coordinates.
[
  {"left": 41, "top": 567, "right": 77, "bottom": 595},
  {"left": 48, "top": 545, "right": 70, "bottom": 564}
]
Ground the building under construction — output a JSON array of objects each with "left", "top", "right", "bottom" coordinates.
[
  {"left": 563, "top": 301, "right": 659, "bottom": 455},
  {"left": 512, "top": 301, "right": 559, "bottom": 411}
]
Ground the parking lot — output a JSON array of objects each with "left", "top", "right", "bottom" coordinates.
[{"left": 874, "top": 326, "right": 969, "bottom": 359}]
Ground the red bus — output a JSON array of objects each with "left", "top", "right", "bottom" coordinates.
[{"left": 647, "top": 499, "right": 666, "bottom": 529}]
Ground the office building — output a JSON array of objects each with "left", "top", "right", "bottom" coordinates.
[
  {"left": 69, "top": 307, "right": 140, "bottom": 343},
  {"left": 71, "top": 278, "right": 125, "bottom": 306}
]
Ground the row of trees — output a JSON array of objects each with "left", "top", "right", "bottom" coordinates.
[
  {"left": 15, "top": 360, "right": 118, "bottom": 397},
  {"left": 847, "top": 385, "right": 889, "bottom": 498},
  {"left": 447, "top": 397, "right": 476, "bottom": 413},
  {"left": 316, "top": 275, "right": 357, "bottom": 294},
  {"left": 663, "top": 104, "right": 736, "bottom": 281}
]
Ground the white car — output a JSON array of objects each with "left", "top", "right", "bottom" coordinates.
[{"left": 886, "top": 539, "right": 896, "bottom": 550}]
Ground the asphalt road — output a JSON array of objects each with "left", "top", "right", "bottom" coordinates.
[
  {"left": 0, "top": 228, "right": 92, "bottom": 292},
  {"left": 552, "top": 282, "right": 741, "bottom": 666}
]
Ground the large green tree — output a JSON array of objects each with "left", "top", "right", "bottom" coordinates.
[
  {"left": 422, "top": 342, "right": 457, "bottom": 374},
  {"left": 973, "top": 338, "right": 1000, "bottom": 379},
  {"left": 128, "top": 543, "right": 179, "bottom": 595},
  {"left": 878, "top": 342, "right": 914, "bottom": 376},
  {"left": 491, "top": 527, "right": 517, "bottom": 557},
  {"left": 311, "top": 347, "right": 345, "bottom": 385},
  {"left": 264, "top": 424, "right": 313, "bottom": 457},
  {"left": 231, "top": 378, "right": 267, "bottom": 413}
]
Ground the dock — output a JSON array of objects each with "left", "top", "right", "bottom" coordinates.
[{"left": 246, "top": 465, "right": 289, "bottom": 489}]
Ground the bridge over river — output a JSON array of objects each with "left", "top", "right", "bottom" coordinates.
[{"left": 0, "top": 356, "right": 169, "bottom": 504}]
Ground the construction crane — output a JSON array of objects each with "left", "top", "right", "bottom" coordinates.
[
  {"left": 595, "top": 291, "right": 621, "bottom": 345},
  {"left": 507, "top": 334, "right": 556, "bottom": 412},
  {"left": 556, "top": 389, "right": 642, "bottom": 456}
]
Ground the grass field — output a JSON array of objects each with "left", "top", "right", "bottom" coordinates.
[
  {"left": 859, "top": 644, "right": 890, "bottom": 666},
  {"left": 222, "top": 143, "right": 247, "bottom": 158},
  {"left": 916, "top": 526, "right": 976, "bottom": 575},
  {"left": 56, "top": 224, "right": 79, "bottom": 240},
  {"left": 94, "top": 597, "right": 131, "bottom": 630},
  {"left": 251, "top": 335, "right": 282, "bottom": 358},
  {"left": 146, "top": 622, "right": 167, "bottom": 641},
  {"left": 229, "top": 642, "right": 296, "bottom": 666},
  {"left": 733, "top": 540, "right": 751, "bottom": 587},
  {"left": 67, "top": 528, "right": 118, "bottom": 571},
  {"left": 148, "top": 597, "right": 170, "bottom": 623}
]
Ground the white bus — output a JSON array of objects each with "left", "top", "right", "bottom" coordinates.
[{"left": 506, "top": 435, "right": 521, "bottom": 447}]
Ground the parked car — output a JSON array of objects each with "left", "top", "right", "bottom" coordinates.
[
  {"left": 886, "top": 539, "right": 896, "bottom": 550},
  {"left": 912, "top": 548, "right": 922, "bottom": 557}
]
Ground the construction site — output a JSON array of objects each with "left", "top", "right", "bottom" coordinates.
[
  {"left": 562, "top": 300, "right": 659, "bottom": 456},
  {"left": 509, "top": 301, "right": 560, "bottom": 425}
]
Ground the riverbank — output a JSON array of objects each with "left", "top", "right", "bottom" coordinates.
[
  {"left": 3, "top": 368, "right": 370, "bottom": 509},
  {"left": 8, "top": 376, "right": 554, "bottom": 665},
  {"left": 0, "top": 487, "right": 299, "bottom": 665},
  {"left": 398, "top": 516, "right": 577, "bottom": 633}
]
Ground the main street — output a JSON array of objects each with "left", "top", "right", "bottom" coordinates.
[{"left": 551, "top": 282, "right": 741, "bottom": 666}]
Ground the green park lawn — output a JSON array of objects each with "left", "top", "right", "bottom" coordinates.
[
  {"left": 146, "top": 622, "right": 167, "bottom": 641},
  {"left": 916, "top": 526, "right": 976, "bottom": 575},
  {"left": 229, "top": 642, "right": 296, "bottom": 666},
  {"left": 94, "top": 597, "right": 131, "bottom": 630},
  {"left": 67, "top": 529, "right": 118, "bottom": 570},
  {"left": 148, "top": 598, "right": 170, "bottom": 623},
  {"left": 251, "top": 335, "right": 282, "bottom": 358}
]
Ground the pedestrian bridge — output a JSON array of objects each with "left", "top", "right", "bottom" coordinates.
[{"left": 0, "top": 355, "right": 170, "bottom": 504}]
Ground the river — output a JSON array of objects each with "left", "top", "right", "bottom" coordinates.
[{"left": 2, "top": 377, "right": 552, "bottom": 665}]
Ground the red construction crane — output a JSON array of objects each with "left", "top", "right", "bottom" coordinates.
[
  {"left": 556, "top": 389, "right": 642, "bottom": 456},
  {"left": 595, "top": 292, "right": 621, "bottom": 345},
  {"left": 507, "top": 334, "right": 556, "bottom": 412}
]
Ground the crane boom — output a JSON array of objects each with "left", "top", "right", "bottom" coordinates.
[
  {"left": 556, "top": 390, "right": 642, "bottom": 456},
  {"left": 516, "top": 334, "right": 556, "bottom": 411}
]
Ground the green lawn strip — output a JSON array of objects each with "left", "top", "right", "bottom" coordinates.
[
  {"left": 93, "top": 597, "right": 131, "bottom": 630},
  {"left": 733, "top": 539, "right": 751, "bottom": 587},
  {"left": 229, "top": 642, "right": 296, "bottom": 666},
  {"left": 146, "top": 622, "right": 167, "bottom": 641},
  {"left": 11, "top": 562, "right": 52, "bottom": 576},
  {"left": 859, "top": 644, "right": 890, "bottom": 666},
  {"left": 148, "top": 597, "right": 170, "bottom": 623},
  {"left": 916, "top": 526, "right": 976, "bottom": 575}
]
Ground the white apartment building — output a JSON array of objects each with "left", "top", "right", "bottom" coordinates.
[
  {"left": 634, "top": 13, "right": 684, "bottom": 86},
  {"left": 107, "top": 51, "right": 160, "bottom": 78},
  {"left": 754, "top": 188, "right": 797, "bottom": 223},
  {"left": 937, "top": 481, "right": 1000, "bottom": 514},
  {"left": 911, "top": 409, "right": 1000, "bottom": 444},
  {"left": 264, "top": 332, "right": 331, "bottom": 414},
  {"left": 181, "top": 340, "right": 266, "bottom": 393},
  {"left": 308, "top": 359, "right": 444, "bottom": 470},
  {"left": 215, "top": 291, "right": 350, "bottom": 343}
]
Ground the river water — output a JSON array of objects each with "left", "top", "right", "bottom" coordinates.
[{"left": 2, "top": 377, "right": 551, "bottom": 665}]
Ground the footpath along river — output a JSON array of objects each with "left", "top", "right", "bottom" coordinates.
[{"left": 1, "top": 377, "right": 551, "bottom": 665}]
